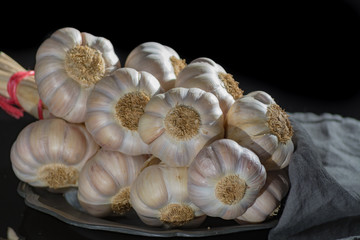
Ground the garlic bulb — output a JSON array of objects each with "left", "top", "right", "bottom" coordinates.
[
  {"left": 85, "top": 67, "right": 161, "bottom": 155},
  {"left": 10, "top": 118, "right": 99, "bottom": 189},
  {"left": 226, "top": 91, "right": 294, "bottom": 171},
  {"left": 35, "top": 27, "right": 120, "bottom": 123},
  {"left": 125, "top": 42, "right": 186, "bottom": 91},
  {"left": 236, "top": 169, "right": 290, "bottom": 223},
  {"left": 130, "top": 164, "right": 206, "bottom": 228},
  {"left": 77, "top": 149, "right": 147, "bottom": 217},
  {"left": 187, "top": 139, "right": 266, "bottom": 220},
  {"left": 138, "top": 87, "right": 224, "bottom": 167},
  {"left": 176, "top": 57, "right": 243, "bottom": 115}
]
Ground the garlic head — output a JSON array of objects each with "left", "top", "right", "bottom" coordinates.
[
  {"left": 175, "top": 57, "right": 243, "bottom": 115},
  {"left": 130, "top": 164, "right": 206, "bottom": 228},
  {"left": 188, "top": 139, "right": 267, "bottom": 220},
  {"left": 85, "top": 67, "right": 161, "bottom": 155},
  {"left": 138, "top": 87, "right": 224, "bottom": 167},
  {"left": 125, "top": 42, "right": 186, "bottom": 91},
  {"left": 10, "top": 118, "right": 99, "bottom": 189},
  {"left": 35, "top": 27, "right": 120, "bottom": 123},
  {"left": 77, "top": 149, "right": 147, "bottom": 217},
  {"left": 226, "top": 91, "right": 294, "bottom": 170}
]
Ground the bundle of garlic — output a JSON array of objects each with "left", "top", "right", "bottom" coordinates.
[
  {"left": 6, "top": 27, "right": 294, "bottom": 230},
  {"left": 0, "top": 52, "right": 47, "bottom": 119}
]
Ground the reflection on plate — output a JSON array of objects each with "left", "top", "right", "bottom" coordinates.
[{"left": 17, "top": 182, "right": 278, "bottom": 238}]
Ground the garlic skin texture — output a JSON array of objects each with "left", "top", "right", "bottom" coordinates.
[
  {"left": 10, "top": 118, "right": 99, "bottom": 189},
  {"left": 176, "top": 57, "right": 243, "bottom": 115},
  {"left": 138, "top": 87, "right": 224, "bottom": 167},
  {"left": 85, "top": 67, "right": 161, "bottom": 155},
  {"left": 236, "top": 169, "right": 290, "bottom": 223},
  {"left": 35, "top": 27, "right": 120, "bottom": 123},
  {"left": 77, "top": 149, "right": 147, "bottom": 217},
  {"left": 226, "top": 91, "right": 294, "bottom": 171},
  {"left": 188, "top": 139, "right": 267, "bottom": 220},
  {"left": 130, "top": 164, "right": 206, "bottom": 228},
  {"left": 125, "top": 42, "right": 186, "bottom": 91}
]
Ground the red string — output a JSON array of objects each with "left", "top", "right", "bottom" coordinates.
[{"left": 0, "top": 70, "right": 43, "bottom": 119}]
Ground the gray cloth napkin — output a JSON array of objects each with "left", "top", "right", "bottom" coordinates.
[{"left": 269, "top": 113, "right": 360, "bottom": 240}]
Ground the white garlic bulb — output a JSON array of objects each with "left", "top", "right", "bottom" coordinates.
[
  {"left": 226, "top": 91, "right": 294, "bottom": 171},
  {"left": 176, "top": 57, "right": 243, "bottom": 115},
  {"left": 10, "top": 118, "right": 99, "bottom": 189},
  {"left": 188, "top": 139, "right": 267, "bottom": 220},
  {"left": 77, "top": 149, "right": 147, "bottom": 217},
  {"left": 138, "top": 87, "right": 224, "bottom": 167},
  {"left": 125, "top": 42, "right": 186, "bottom": 91},
  {"left": 85, "top": 67, "right": 161, "bottom": 156},
  {"left": 236, "top": 169, "right": 290, "bottom": 223},
  {"left": 130, "top": 164, "right": 206, "bottom": 228},
  {"left": 35, "top": 27, "right": 120, "bottom": 123}
]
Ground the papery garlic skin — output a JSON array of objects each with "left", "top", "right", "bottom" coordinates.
[
  {"left": 138, "top": 87, "right": 224, "bottom": 167},
  {"left": 236, "top": 169, "right": 290, "bottom": 223},
  {"left": 176, "top": 57, "right": 243, "bottom": 115},
  {"left": 130, "top": 164, "right": 206, "bottom": 228},
  {"left": 226, "top": 91, "right": 294, "bottom": 171},
  {"left": 35, "top": 27, "right": 120, "bottom": 123},
  {"left": 125, "top": 42, "right": 186, "bottom": 91},
  {"left": 85, "top": 67, "right": 161, "bottom": 155},
  {"left": 77, "top": 149, "right": 147, "bottom": 217},
  {"left": 10, "top": 118, "right": 99, "bottom": 189},
  {"left": 188, "top": 139, "right": 266, "bottom": 220}
]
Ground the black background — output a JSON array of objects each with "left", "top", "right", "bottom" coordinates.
[{"left": 1, "top": 1, "right": 360, "bottom": 239}]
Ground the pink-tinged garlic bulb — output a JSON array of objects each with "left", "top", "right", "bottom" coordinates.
[
  {"left": 226, "top": 91, "right": 294, "bottom": 171},
  {"left": 236, "top": 169, "right": 290, "bottom": 223},
  {"left": 77, "top": 149, "right": 147, "bottom": 217},
  {"left": 188, "top": 139, "right": 266, "bottom": 220},
  {"left": 125, "top": 42, "right": 186, "bottom": 91},
  {"left": 130, "top": 164, "right": 206, "bottom": 228},
  {"left": 138, "top": 87, "right": 224, "bottom": 167},
  {"left": 10, "top": 118, "right": 99, "bottom": 189},
  {"left": 176, "top": 57, "right": 243, "bottom": 115},
  {"left": 35, "top": 27, "right": 120, "bottom": 123},
  {"left": 85, "top": 68, "right": 161, "bottom": 156}
]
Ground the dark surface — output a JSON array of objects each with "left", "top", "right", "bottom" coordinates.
[{"left": 1, "top": 1, "right": 360, "bottom": 239}]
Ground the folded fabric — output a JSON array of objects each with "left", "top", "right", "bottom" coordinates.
[{"left": 269, "top": 113, "right": 360, "bottom": 240}]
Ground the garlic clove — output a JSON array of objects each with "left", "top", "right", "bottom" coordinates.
[
  {"left": 11, "top": 118, "right": 99, "bottom": 189},
  {"left": 188, "top": 139, "right": 267, "bottom": 220},
  {"left": 138, "top": 87, "right": 224, "bottom": 167}
]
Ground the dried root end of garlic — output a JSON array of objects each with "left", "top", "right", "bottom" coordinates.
[
  {"left": 215, "top": 174, "right": 247, "bottom": 205},
  {"left": 266, "top": 103, "right": 293, "bottom": 144},
  {"left": 111, "top": 187, "right": 131, "bottom": 215},
  {"left": 163, "top": 104, "right": 201, "bottom": 141},
  {"left": 217, "top": 72, "right": 243, "bottom": 100},
  {"left": 170, "top": 56, "right": 187, "bottom": 77},
  {"left": 37, "top": 163, "right": 78, "bottom": 189},
  {"left": 64, "top": 45, "right": 106, "bottom": 87},
  {"left": 114, "top": 91, "right": 150, "bottom": 131},
  {"left": 159, "top": 203, "right": 195, "bottom": 227}
]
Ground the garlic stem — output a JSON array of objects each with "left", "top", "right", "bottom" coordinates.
[{"left": 0, "top": 52, "right": 45, "bottom": 119}]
